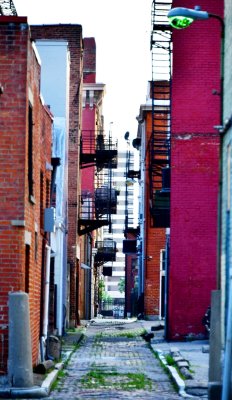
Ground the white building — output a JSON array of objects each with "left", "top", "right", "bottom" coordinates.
[{"left": 103, "top": 148, "right": 138, "bottom": 302}]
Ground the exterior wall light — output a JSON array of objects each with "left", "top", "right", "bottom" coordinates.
[{"left": 167, "top": 6, "right": 209, "bottom": 29}]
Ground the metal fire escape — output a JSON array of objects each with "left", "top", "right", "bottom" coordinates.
[
  {"left": 0, "top": 0, "right": 17, "bottom": 15},
  {"left": 78, "top": 131, "right": 118, "bottom": 235},
  {"left": 150, "top": 1, "right": 172, "bottom": 228}
]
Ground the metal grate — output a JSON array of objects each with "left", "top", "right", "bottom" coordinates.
[{"left": 0, "top": 0, "right": 17, "bottom": 16}]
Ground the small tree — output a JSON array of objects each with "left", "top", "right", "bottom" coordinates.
[
  {"left": 118, "top": 277, "right": 125, "bottom": 294},
  {"left": 98, "top": 278, "right": 105, "bottom": 301}
]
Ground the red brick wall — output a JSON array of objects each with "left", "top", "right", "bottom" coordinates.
[
  {"left": 0, "top": 17, "right": 52, "bottom": 370},
  {"left": 83, "top": 37, "right": 96, "bottom": 84},
  {"left": 144, "top": 112, "right": 166, "bottom": 317},
  {"left": 82, "top": 37, "right": 96, "bottom": 194},
  {"left": 31, "top": 25, "right": 83, "bottom": 326},
  {"left": 168, "top": 0, "right": 222, "bottom": 339}
]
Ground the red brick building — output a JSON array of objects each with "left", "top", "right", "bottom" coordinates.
[
  {"left": 0, "top": 16, "right": 53, "bottom": 371},
  {"left": 136, "top": 103, "right": 167, "bottom": 319},
  {"left": 80, "top": 37, "right": 117, "bottom": 318},
  {"left": 80, "top": 37, "right": 105, "bottom": 319},
  {"left": 168, "top": 0, "right": 223, "bottom": 339},
  {"left": 31, "top": 24, "right": 84, "bottom": 327}
]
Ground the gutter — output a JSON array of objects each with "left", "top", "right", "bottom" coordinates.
[{"left": 155, "top": 349, "right": 194, "bottom": 398}]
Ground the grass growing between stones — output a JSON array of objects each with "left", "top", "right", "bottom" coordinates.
[
  {"left": 50, "top": 369, "right": 68, "bottom": 392},
  {"left": 95, "top": 328, "right": 146, "bottom": 340},
  {"left": 81, "top": 368, "right": 152, "bottom": 391},
  {"left": 149, "top": 347, "right": 179, "bottom": 393}
]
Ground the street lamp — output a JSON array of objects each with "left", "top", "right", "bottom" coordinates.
[
  {"left": 168, "top": 6, "right": 209, "bottom": 29},
  {"left": 167, "top": 5, "right": 227, "bottom": 400},
  {"left": 167, "top": 5, "right": 224, "bottom": 125}
]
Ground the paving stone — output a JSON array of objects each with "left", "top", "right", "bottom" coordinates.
[{"left": 45, "top": 320, "right": 207, "bottom": 400}]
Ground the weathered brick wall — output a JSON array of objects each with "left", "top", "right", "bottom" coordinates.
[
  {"left": 83, "top": 37, "right": 96, "bottom": 84},
  {"left": 31, "top": 25, "right": 83, "bottom": 326},
  {"left": 168, "top": 0, "right": 222, "bottom": 339},
  {"left": 82, "top": 37, "right": 96, "bottom": 194},
  {"left": 143, "top": 112, "right": 166, "bottom": 318},
  {"left": 0, "top": 16, "right": 52, "bottom": 370}
]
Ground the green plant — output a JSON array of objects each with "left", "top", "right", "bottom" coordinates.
[
  {"left": 81, "top": 368, "right": 152, "bottom": 391},
  {"left": 102, "top": 292, "right": 113, "bottom": 302},
  {"left": 96, "top": 328, "right": 146, "bottom": 339},
  {"left": 118, "top": 277, "right": 125, "bottom": 293},
  {"left": 98, "top": 278, "right": 105, "bottom": 301},
  {"left": 50, "top": 369, "right": 67, "bottom": 391},
  {"left": 165, "top": 354, "right": 175, "bottom": 366}
]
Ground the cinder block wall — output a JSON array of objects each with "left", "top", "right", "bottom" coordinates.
[
  {"left": 0, "top": 16, "right": 52, "bottom": 370},
  {"left": 168, "top": 0, "right": 223, "bottom": 339}
]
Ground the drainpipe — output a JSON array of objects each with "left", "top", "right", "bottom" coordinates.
[
  {"left": 43, "top": 245, "right": 51, "bottom": 338},
  {"left": 55, "top": 219, "right": 64, "bottom": 336}
]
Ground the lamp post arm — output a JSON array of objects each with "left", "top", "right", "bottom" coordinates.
[{"left": 208, "top": 13, "right": 225, "bottom": 37}]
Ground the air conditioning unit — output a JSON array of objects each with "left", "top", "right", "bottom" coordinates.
[{"left": 44, "top": 207, "right": 56, "bottom": 232}]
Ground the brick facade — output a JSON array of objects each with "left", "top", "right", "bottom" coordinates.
[
  {"left": 31, "top": 25, "right": 83, "bottom": 327},
  {"left": 0, "top": 16, "right": 53, "bottom": 370},
  {"left": 137, "top": 108, "right": 166, "bottom": 319},
  {"left": 144, "top": 112, "right": 166, "bottom": 317},
  {"left": 168, "top": 0, "right": 223, "bottom": 339}
]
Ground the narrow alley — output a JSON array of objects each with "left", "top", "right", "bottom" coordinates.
[{"left": 43, "top": 320, "right": 206, "bottom": 400}]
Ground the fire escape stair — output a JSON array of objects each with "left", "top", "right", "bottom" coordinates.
[{"left": 150, "top": 0, "right": 172, "bottom": 228}]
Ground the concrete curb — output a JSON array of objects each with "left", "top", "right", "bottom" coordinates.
[
  {"left": 0, "top": 364, "right": 62, "bottom": 398},
  {"left": 154, "top": 349, "right": 195, "bottom": 398},
  {"left": 0, "top": 330, "right": 85, "bottom": 398},
  {"left": 0, "top": 386, "right": 49, "bottom": 398}
]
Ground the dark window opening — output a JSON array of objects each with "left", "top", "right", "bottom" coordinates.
[
  {"left": 28, "top": 104, "right": 34, "bottom": 200},
  {"left": 46, "top": 178, "right": 50, "bottom": 208},
  {"left": 40, "top": 171, "right": 44, "bottom": 229},
  {"left": 35, "top": 232, "right": 38, "bottom": 261}
]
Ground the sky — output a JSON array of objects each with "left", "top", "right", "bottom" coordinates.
[{"left": 14, "top": 0, "right": 152, "bottom": 143}]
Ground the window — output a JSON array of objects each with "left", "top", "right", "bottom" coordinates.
[
  {"left": 35, "top": 232, "right": 38, "bottom": 261},
  {"left": 40, "top": 171, "right": 44, "bottom": 229}
]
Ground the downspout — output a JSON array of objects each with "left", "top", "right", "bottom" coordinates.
[
  {"left": 43, "top": 244, "right": 51, "bottom": 338},
  {"left": 141, "top": 122, "right": 146, "bottom": 299}
]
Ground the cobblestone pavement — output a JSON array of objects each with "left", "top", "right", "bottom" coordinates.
[{"left": 45, "top": 321, "right": 187, "bottom": 400}]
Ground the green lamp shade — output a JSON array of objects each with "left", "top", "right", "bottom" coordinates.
[{"left": 169, "top": 16, "right": 194, "bottom": 29}]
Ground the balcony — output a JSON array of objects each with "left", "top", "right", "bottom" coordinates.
[
  {"left": 78, "top": 192, "right": 109, "bottom": 235},
  {"left": 78, "top": 186, "right": 118, "bottom": 235},
  {"left": 102, "top": 267, "right": 112, "bottom": 276},
  {"left": 95, "top": 240, "right": 117, "bottom": 262},
  {"left": 127, "top": 169, "right": 141, "bottom": 180},
  {"left": 95, "top": 186, "right": 118, "bottom": 217},
  {"left": 80, "top": 131, "right": 118, "bottom": 169}
]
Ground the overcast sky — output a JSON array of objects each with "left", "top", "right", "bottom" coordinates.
[{"left": 14, "top": 0, "right": 152, "bottom": 142}]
